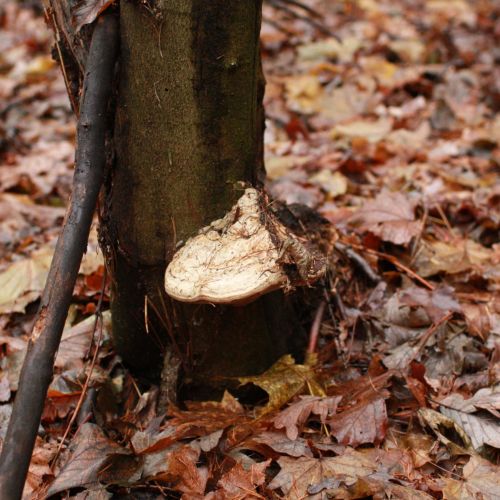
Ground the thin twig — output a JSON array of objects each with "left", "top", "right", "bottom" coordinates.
[
  {"left": 334, "top": 242, "right": 381, "bottom": 284},
  {"left": 52, "top": 268, "right": 107, "bottom": 466},
  {"left": 0, "top": 13, "right": 119, "bottom": 499},
  {"left": 348, "top": 242, "right": 435, "bottom": 290},
  {"left": 307, "top": 300, "right": 326, "bottom": 354},
  {"left": 412, "top": 312, "right": 453, "bottom": 361}
]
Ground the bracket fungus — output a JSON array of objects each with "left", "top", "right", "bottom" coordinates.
[{"left": 164, "top": 188, "right": 327, "bottom": 305}]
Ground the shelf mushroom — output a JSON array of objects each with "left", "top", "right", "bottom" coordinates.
[{"left": 164, "top": 188, "right": 327, "bottom": 305}]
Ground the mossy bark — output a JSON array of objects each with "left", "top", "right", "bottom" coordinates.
[{"left": 109, "top": 0, "right": 303, "bottom": 393}]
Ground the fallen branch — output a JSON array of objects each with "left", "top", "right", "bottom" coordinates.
[{"left": 0, "top": 12, "right": 118, "bottom": 499}]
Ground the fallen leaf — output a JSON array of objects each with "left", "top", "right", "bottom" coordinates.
[
  {"left": 0, "top": 245, "right": 53, "bottom": 314},
  {"left": 328, "top": 396, "right": 388, "bottom": 446},
  {"left": 440, "top": 386, "right": 500, "bottom": 417},
  {"left": 418, "top": 408, "right": 473, "bottom": 454},
  {"left": 442, "top": 455, "right": 500, "bottom": 500},
  {"left": 248, "top": 431, "right": 313, "bottom": 458},
  {"left": 349, "top": 191, "right": 421, "bottom": 245},
  {"left": 414, "top": 238, "right": 491, "bottom": 277},
  {"left": 164, "top": 391, "right": 246, "bottom": 446},
  {"left": 239, "top": 355, "right": 324, "bottom": 415},
  {"left": 268, "top": 450, "right": 377, "bottom": 500},
  {"left": 310, "top": 170, "right": 348, "bottom": 198},
  {"left": 56, "top": 310, "right": 111, "bottom": 369},
  {"left": 164, "top": 445, "right": 208, "bottom": 496},
  {"left": 438, "top": 392, "right": 500, "bottom": 450},
  {"left": 332, "top": 117, "right": 393, "bottom": 143},
  {"left": 400, "top": 285, "right": 461, "bottom": 322},
  {"left": 274, "top": 395, "right": 341, "bottom": 440},
  {"left": 0, "top": 238, "right": 103, "bottom": 314},
  {"left": 214, "top": 460, "right": 270, "bottom": 499},
  {"left": 47, "top": 423, "right": 130, "bottom": 496}
]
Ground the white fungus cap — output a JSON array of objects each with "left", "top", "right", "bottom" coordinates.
[{"left": 164, "top": 188, "right": 288, "bottom": 305}]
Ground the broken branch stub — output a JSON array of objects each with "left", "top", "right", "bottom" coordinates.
[{"left": 164, "top": 188, "right": 327, "bottom": 305}]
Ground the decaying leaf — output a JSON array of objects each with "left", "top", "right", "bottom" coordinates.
[
  {"left": 274, "top": 395, "right": 341, "bottom": 440},
  {"left": 269, "top": 453, "right": 375, "bottom": 500},
  {"left": 442, "top": 455, "right": 500, "bottom": 500},
  {"left": 328, "top": 396, "right": 388, "bottom": 446},
  {"left": 166, "top": 391, "right": 247, "bottom": 443},
  {"left": 418, "top": 408, "right": 473, "bottom": 454},
  {"left": 47, "top": 424, "right": 131, "bottom": 496},
  {"left": 210, "top": 460, "right": 270, "bottom": 499},
  {"left": 239, "top": 355, "right": 324, "bottom": 415},
  {"left": 414, "top": 238, "right": 492, "bottom": 277},
  {"left": 0, "top": 238, "right": 103, "bottom": 314},
  {"left": 349, "top": 191, "right": 421, "bottom": 245},
  {"left": 247, "top": 431, "right": 313, "bottom": 458},
  {"left": 438, "top": 390, "right": 500, "bottom": 450}
]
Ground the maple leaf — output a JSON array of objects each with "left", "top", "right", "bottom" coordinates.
[
  {"left": 349, "top": 191, "right": 421, "bottom": 245},
  {"left": 269, "top": 451, "right": 377, "bottom": 500},
  {"left": 245, "top": 431, "right": 313, "bottom": 458},
  {"left": 47, "top": 423, "right": 133, "bottom": 496},
  {"left": 442, "top": 456, "right": 500, "bottom": 500},
  {"left": 208, "top": 460, "right": 270, "bottom": 499},
  {"left": 165, "top": 391, "right": 246, "bottom": 443},
  {"left": 165, "top": 445, "right": 208, "bottom": 497},
  {"left": 328, "top": 396, "right": 388, "bottom": 446},
  {"left": 274, "top": 395, "right": 341, "bottom": 440},
  {"left": 414, "top": 238, "right": 492, "bottom": 277},
  {"left": 239, "top": 355, "right": 325, "bottom": 415}
]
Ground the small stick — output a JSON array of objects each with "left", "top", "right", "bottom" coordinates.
[
  {"left": 334, "top": 242, "right": 381, "bottom": 284},
  {"left": 348, "top": 242, "right": 435, "bottom": 290},
  {"left": 0, "top": 13, "right": 118, "bottom": 499},
  {"left": 412, "top": 312, "right": 453, "bottom": 361}
]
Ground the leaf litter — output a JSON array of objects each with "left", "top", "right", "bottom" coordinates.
[{"left": 0, "top": 0, "right": 500, "bottom": 498}]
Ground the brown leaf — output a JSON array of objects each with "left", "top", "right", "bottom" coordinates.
[
  {"left": 268, "top": 450, "right": 377, "bottom": 500},
  {"left": 55, "top": 311, "right": 111, "bottom": 369},
  {"left": 148, "top": 391, "right": 246, "bottom": 452},
  {"left": 442, "top": 456, "right": 500, "bottom": 500},
  {"left": 400, "top": 285, "right": 461, "bottom": 323},
  {"left": 166, "top": 445, "right": 208, "bottom": 496},
  {"left": 274, "top": 395, "right": 341, "bottom": 440},
  {"left": 47, "top": 423, "right": 130, "bottom": 496},
  {"left": 328, "top": 396, "right": 388, "bottom": 446},
  {"left": 72, "top": 0, "right": 115, "bottom": 31},
  {"left": 214, "top": 460, "right": 270, "bottom": 498},
  {"left": 349, "top": 191, "right": 421, "bottom": 245},
  {"left": 247, "top": 431, "right": 313, "bottom": 458},
  {"left": 414, "top": 238, "right": 492, "bottom": 277},
  {"left": 418, "top": 408, "right": 473, "bottom": 454},
  {"left": 438, "top": 398, "right": 500, "bottom": 450}
]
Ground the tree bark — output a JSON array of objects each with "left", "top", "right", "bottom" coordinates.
[{"left": 107, "top": 0, "right": 303, "bottom": 394}]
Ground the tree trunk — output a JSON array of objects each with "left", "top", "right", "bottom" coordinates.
[{"left": 107, "top": 0, "right": 303, "bottom": 395}]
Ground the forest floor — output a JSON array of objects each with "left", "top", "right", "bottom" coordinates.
[{"left": 0, "top": 0, "right": 499, "bottom": 498}]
